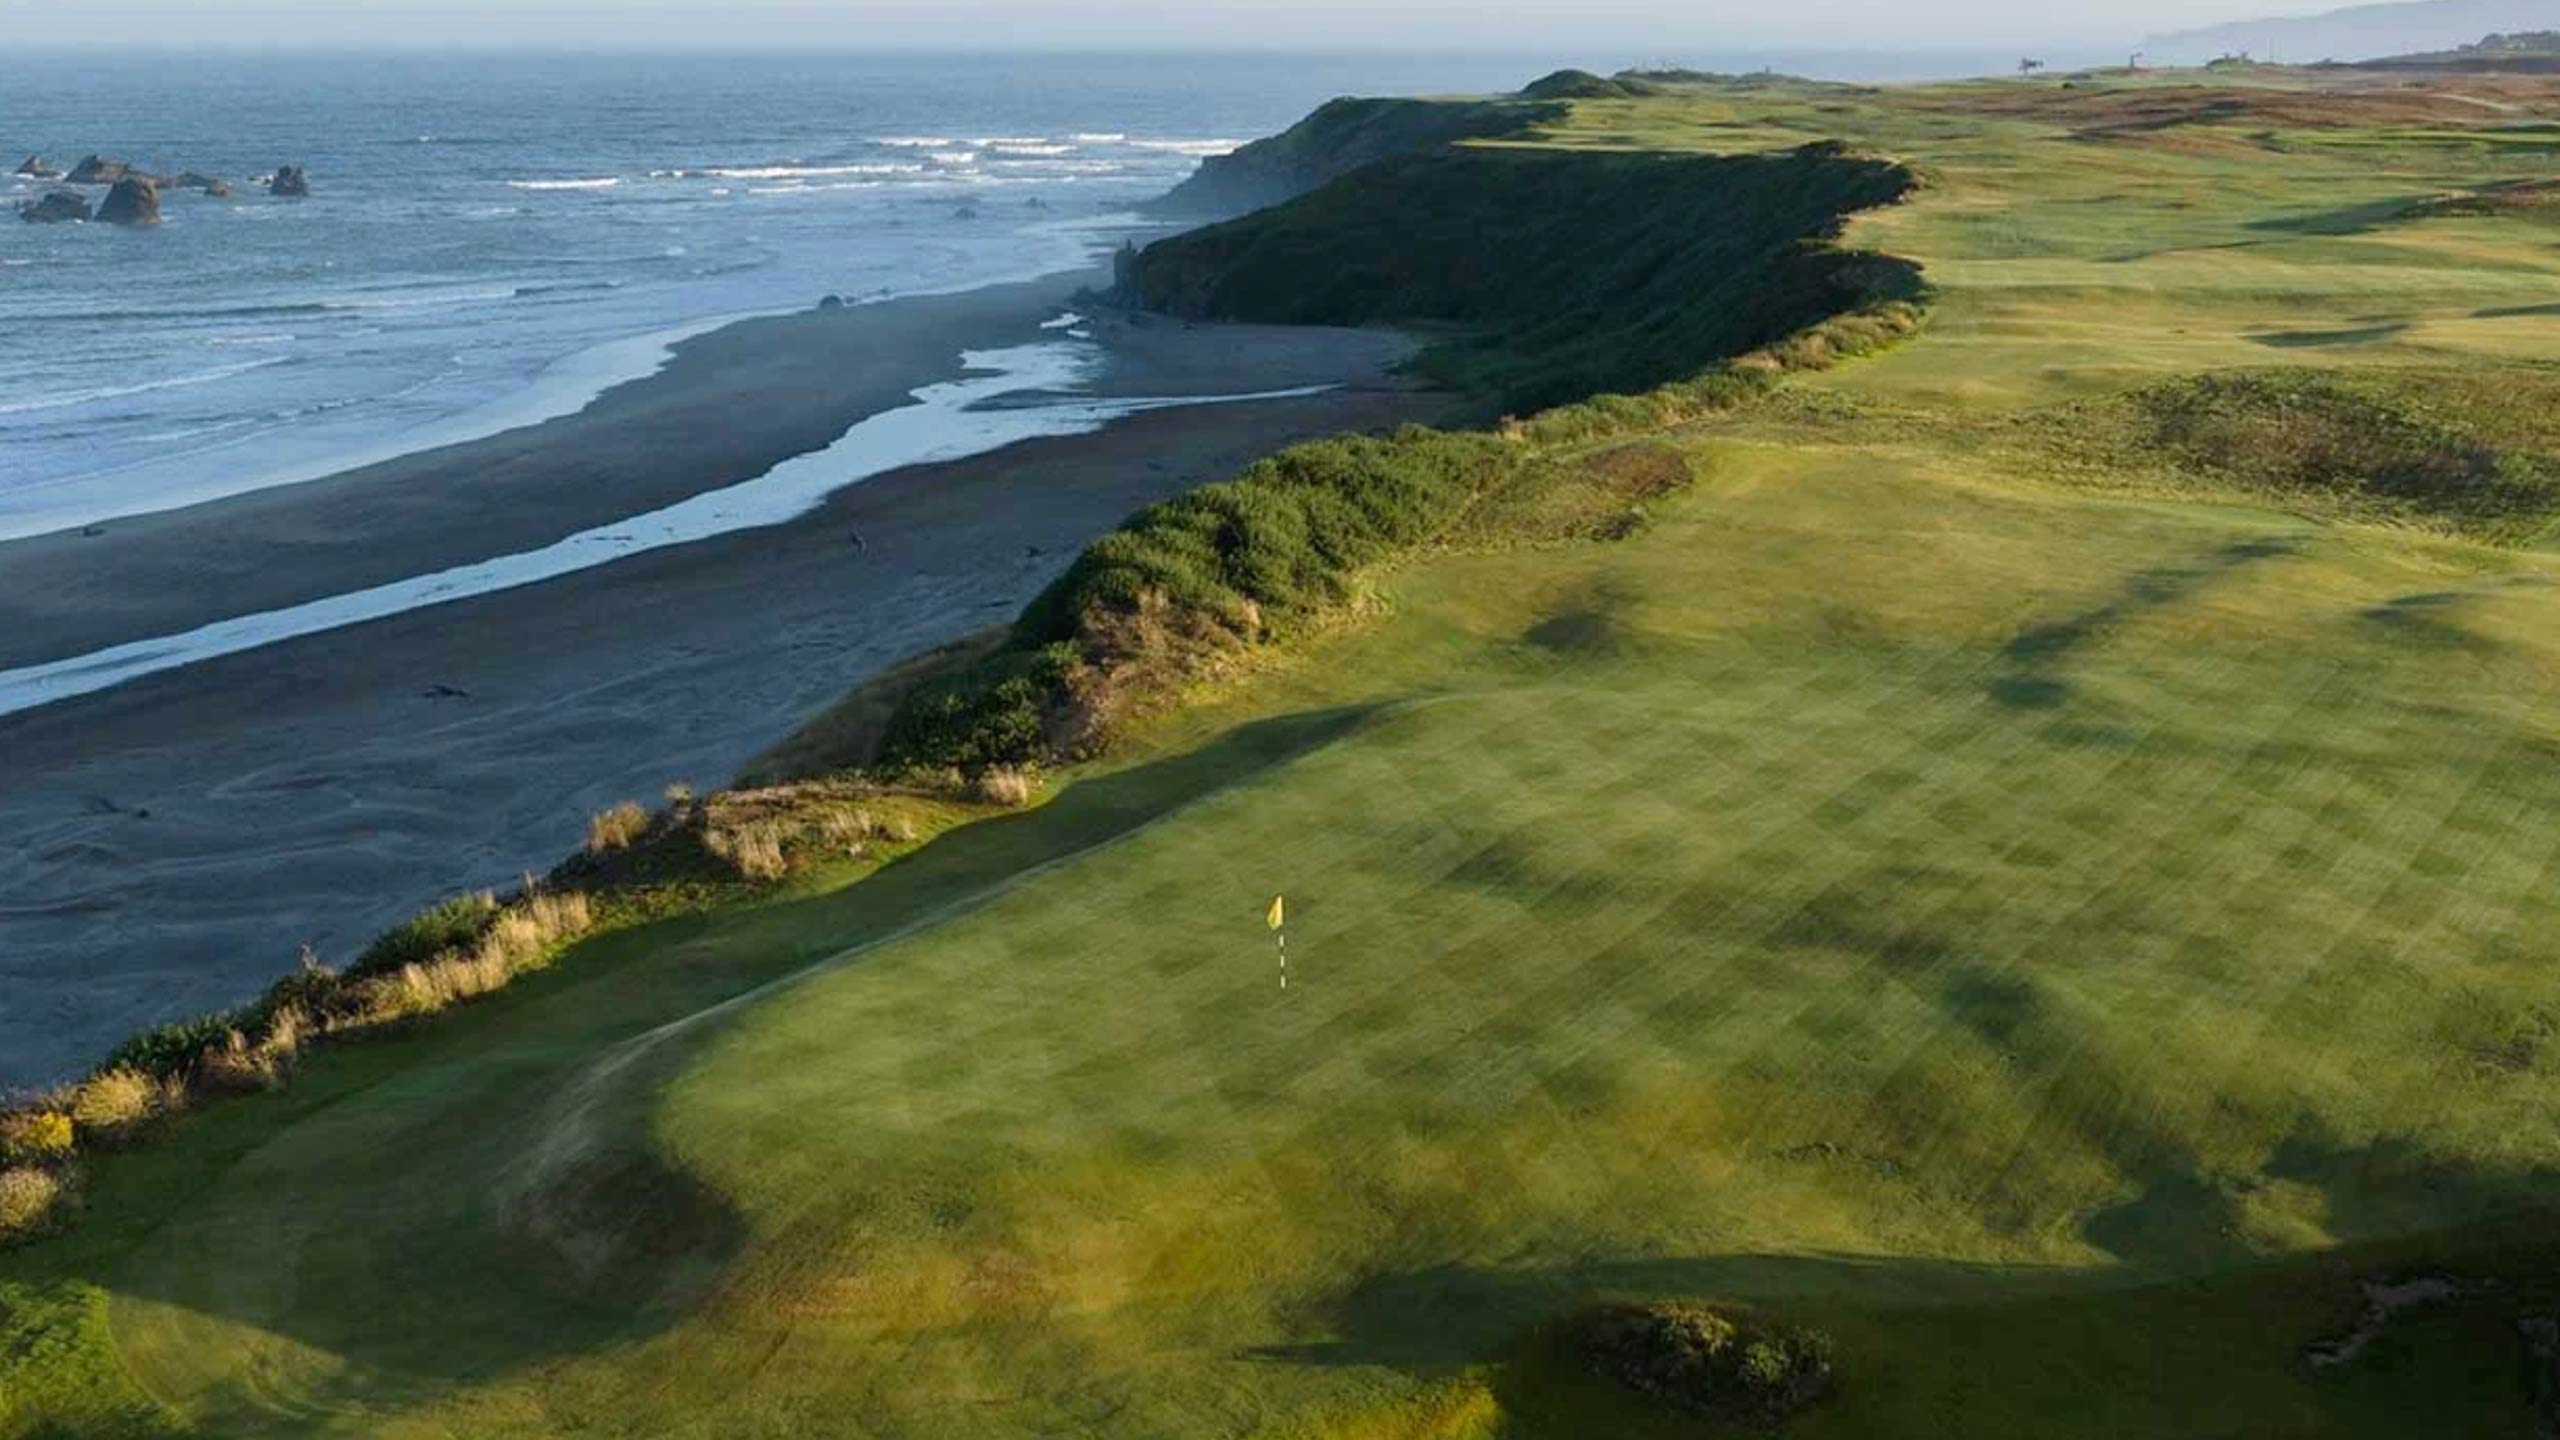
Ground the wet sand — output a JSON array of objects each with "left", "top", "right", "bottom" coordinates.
[{"left": 0, "top": 280, "right": 1450, "bottom": 1088}]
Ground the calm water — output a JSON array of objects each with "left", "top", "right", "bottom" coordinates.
[{"left": 0, "top": 53, "right": 1549, "bottom": 538}]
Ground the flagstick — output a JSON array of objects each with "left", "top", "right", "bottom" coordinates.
[{"left": 1278, "top": 931, "right": 1287, "bottom": 990}]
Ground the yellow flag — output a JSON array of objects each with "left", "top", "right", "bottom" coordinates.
[{"left": 1267, "top": 895, "right": 1286, "bottom": 930}]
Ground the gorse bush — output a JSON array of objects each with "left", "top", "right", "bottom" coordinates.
[
  {"left": 0, "top": 1111, "right": 73, "bottom": 1164},
  {"left": 1582, "top": 1302, "right": 1837, "bottom": 1422}
]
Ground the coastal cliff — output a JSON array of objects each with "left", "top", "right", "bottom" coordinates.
[{"left": 1144, "top": 93, "right": 1562, "bottom": 216}]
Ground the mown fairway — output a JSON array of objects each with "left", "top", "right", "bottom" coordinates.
[{"left": 11, "top": 69, "right": 2560, "bottom": 1439}]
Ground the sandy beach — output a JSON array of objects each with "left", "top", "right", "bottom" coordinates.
[{"left": 0, "top": 276, "right": 1449, "bottom": 1088}]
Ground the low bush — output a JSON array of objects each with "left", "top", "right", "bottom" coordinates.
[
  {"left": 585, "top": 801, "right": 652, "bottom": 855},
  {"left": 349, "top": 891, "right": 500, "bottom": 978},
  {"left": 706, "top": 821, "right": 790, "bottom": 882},
  {"left": 0, "top": 1166, "right": 62, "bottom": 1239},
  {"left": 0, "top": 1111, "right": 73, "bottom": 1165},
  {"left": 68, "top": 1068, "right": 157, "bottom": 1138},
  {"left": 1582, "top": 1301, "right": 1837, "bottom": 1422},
  {"left": 976, "top": 766, "right": 1037, "bottom": 808}
]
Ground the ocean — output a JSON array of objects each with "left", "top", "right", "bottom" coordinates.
[{"left": 0, "top": 52, "right": 1550, "bottom": 541}]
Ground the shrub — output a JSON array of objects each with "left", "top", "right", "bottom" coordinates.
[
  {"left": 0, "top": 1111, "right": 74, "bottom": 1164},
  {"left": 706, "top": 821, "right": 788, "bottom": 882},
  {"left": 976, "top": 767, "right": 1036, "bottom": 808},
  {"left": 351, "top": 891, "right": 499, "bottom": 978},
  {"left": 586, "top": 801, "right": 652, "bottom": 855},
  {"left": 1583, "top": 1301, "right": 1836, "bottom": 1422},
  {"left": 104, "top": 1012, "right": 239, "bottom": 1079},
  {"left": 0, "top": 1166, "right": 62, "bottom": 1238},
  {"left": 69, "top": 1068, "right": 157, "bottom": 1138}
]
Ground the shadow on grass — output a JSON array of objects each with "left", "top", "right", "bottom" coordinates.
[
  {"left": 2249, "top": 323, "right": 2411, "bottom": 349},
  {"left": 1987, "top": 536, "right": 2299, "bottom": 711},
  {"left": 11, "top": 704, "right": 1385, "bottom": 1434},
  {"left": 1247, "top": 1186, "right": 2560, "bottom": 1436}
]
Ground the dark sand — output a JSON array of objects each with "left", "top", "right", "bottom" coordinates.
[{"left": 0, "top": 276, "right": 1449, "bottom": 1088}]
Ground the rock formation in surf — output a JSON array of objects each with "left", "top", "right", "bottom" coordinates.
[
  {"left": 64, "top": 155, "right": 132, "bottom": 185},
  {"left": 269, "top": 164, "right": 311, "bottom": 198},
  {"left": 15, "top": 155, "right": 59, "bottom": 179},
  {"left": 172, "top": 171, "right": 234, "bottom": 198},
  {"left": 97, "top": 177, "right": 160, "bottom": 227},
  {"left": 19, "top": 190, "right": 92, "bottom": 224}
]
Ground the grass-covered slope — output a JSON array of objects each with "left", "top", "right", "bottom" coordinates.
[
  {"left": 1123, "top": 145, "right": 1923, "bottom": 411},
  {"left": 12, "top": 66, "right": 2560, "bottom": 1440},
  {"left": 1145, "top": 94, "right": 1563, "bottom": 216}
]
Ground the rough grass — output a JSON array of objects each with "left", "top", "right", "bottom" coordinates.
[{"left": 2124, "top": 370, "right": 2560, "bottom": 541}]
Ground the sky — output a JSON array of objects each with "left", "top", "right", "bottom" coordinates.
[{"left": 0, "top": 0, "right": 2340, "bottom": 54}]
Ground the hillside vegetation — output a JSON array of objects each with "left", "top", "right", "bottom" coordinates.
[
  {"left": 1145, "top": 93, "right": 1562, "bottom": 216},
  {"left": 1122, "top": 145, "right": 1922, "bottom": 410},
  {"left": 9, "top": 61, "right": 2560, "bottom": 1440}
]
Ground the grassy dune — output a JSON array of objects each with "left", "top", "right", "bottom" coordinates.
[{"left": 11, "top": 68, "right": 2560, "bottom": 1438}]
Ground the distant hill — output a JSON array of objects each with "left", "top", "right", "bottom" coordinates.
[
  {"left": 2371, "top": 28, "right": 2560, "bottom": 66},
  {"left": 2139, "top": 0, "right": 2557, "bottom": 66}
]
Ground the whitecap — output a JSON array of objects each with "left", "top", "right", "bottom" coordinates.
[
  {"left": 705, "top": 163, "right": 924, "bottom": 180},
  {"left": 875, "top": 136, "right": 955, "bottom": 148},
  {"left": 0, "top": 357, "right": 292, "bottom": 417},
  {"left": 991, "top": 143, "right": 1076, "bottom": 157},
  {"left": 507, "top": 178, "right": 621, "bottom": 192},
  {"left": 1131, "top": 139, "right": 1247, "bottom": 157},
  {"left": 1071, "top": 132, "right": 1128, "bottom": 143}
]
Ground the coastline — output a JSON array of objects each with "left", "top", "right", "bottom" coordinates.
[
  {"left": 0, "top": 272, "right": 1114, "bottom": 671},
  {"left": 0, "top": 284, "right": 1448, "bottom": 1089}
]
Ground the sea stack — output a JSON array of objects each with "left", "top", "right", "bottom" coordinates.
[
  {"left": 15, "top": 155, "right": 58, "bottom": 179},
  {"left": 269, "top": 164, "right": 310, "bottom": 197},
  {"left": 19, "top": 190, "right": 92, "bottom": 224},
  {"left": 64, "top": 154, "right": 131, "bottom": 185},
  {"left": 96, "top": 177, "right": 160, "bottom": 227}
]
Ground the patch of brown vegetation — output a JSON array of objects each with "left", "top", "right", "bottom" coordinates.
[
  {"left": 1583, "top": 443, "right": 1692, "bottom": 501},
  {"left": 1909, "top": 80, "right": 2550, "bottom": 139},
  {"left": 2408, "top": 177, "right": 2560, "bottom": 218}
]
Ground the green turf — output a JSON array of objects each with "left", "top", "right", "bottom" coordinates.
[{"left": 9, "top": 68, "right": 2560, "bottom": 1439}]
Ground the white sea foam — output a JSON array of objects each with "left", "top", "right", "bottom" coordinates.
[
  {"left": 0, "top": 314, "right": 743, "bottom": 542},
  {"left": 1131, "top": 138, "right": 1246, "bottom": 156},
  {"left": 0, "top": 343, "right": 1336, "bottom": 719},
  {"left": 929, "top": 151, "right": 982, "bottom": 166},
  {"left": 1070, "top": 132, "right": 1129, "bottom": 143},
  {"left": 990, "top": 143, "right": 1076, "bottom": 157},
  {"left": 705, "top": 163, "right": 925, "bottom": 180},
  {"left": 874, "top": 136, "right": 955, "bottom": 147},
  {"left": 508, "top": 177, "right": 622, "bottom": 191},
  {"left": 0, "top": 358, "right": 291, "bottom": 418}
]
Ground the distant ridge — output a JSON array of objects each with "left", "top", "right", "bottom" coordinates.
[{"left": 2139, "top": 0, "right": 2556, "bottom": 66}]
